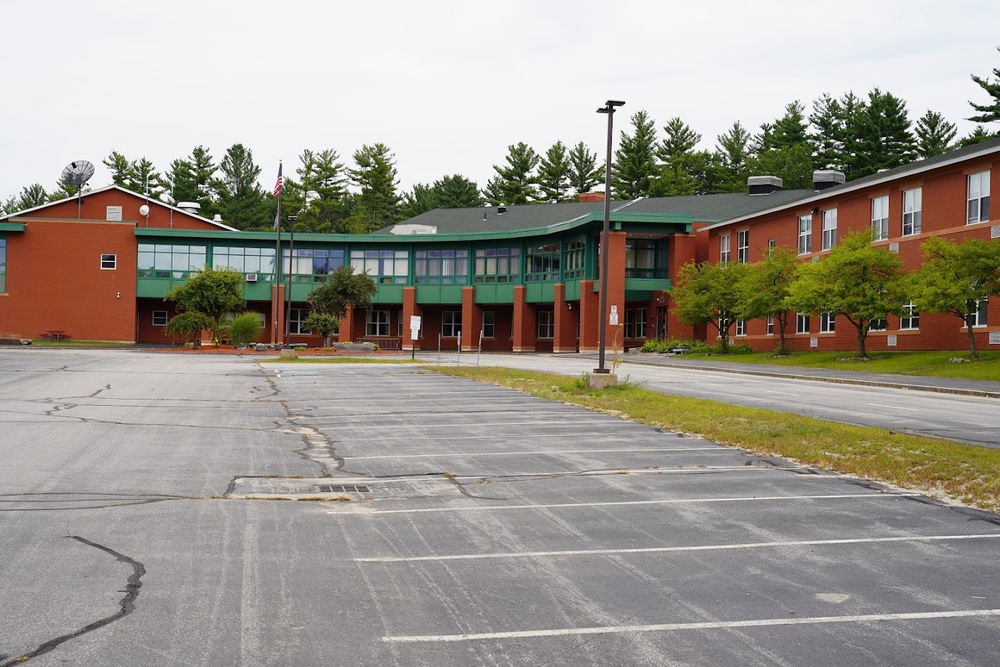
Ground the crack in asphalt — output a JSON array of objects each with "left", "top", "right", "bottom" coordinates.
[{"left": 0, "top": 536, "right": 145, "bottom": 667}]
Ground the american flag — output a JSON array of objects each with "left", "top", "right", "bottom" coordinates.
[{"left": 273, "top": 163, "right": 283, "bottom": 197}]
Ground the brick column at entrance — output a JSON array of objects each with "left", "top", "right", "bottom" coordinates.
[
  {"left": 578, "top": 280, "right": 599, "bottom": 352},
  {"left": 512, "top": 285, "right": 537, "bottom": 352},
  {"left": 338, "top": 306, "right": 356, "bottom": 343},
  {"left": 667, "top": 233, "right": 697, "bottom": 339},
  {"left": 402, "top": 286, "right": 421, "bottom": 352},
  {"left": 602, "top": 230, "right": 628, "bottom": 355},
  {"left": 552, "top": 283, "right": 577, "bottom": 353},
  {"left": 271, "top": 283, "right": 285, "bottom": 344},
  {"left": 461, "top": 286, "right": 481, "bottom": 351}
]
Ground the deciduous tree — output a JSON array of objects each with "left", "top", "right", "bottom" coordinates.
[
  {"left": 671, "top": 260, "right": 748, "bottom": 353},
  {"left": 307, "top": 265, "right": 377, "bottom": 320},
  {"left": 910, "top": 236, "right": 1000, "bottom": 358},
  {"left": 735, "top": 246, "right": 798, "bottom": 355},
  {"left": 788, "top": 230, "right": 908, "bottom": 358},
  {"left": 164, "top": 267, "right": 248, "bottom": 342}
]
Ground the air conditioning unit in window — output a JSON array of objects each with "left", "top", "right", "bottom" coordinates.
[{"left": 245, "top": 273, "right": 258, "bottom": 282}]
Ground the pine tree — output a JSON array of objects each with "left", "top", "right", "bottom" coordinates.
[
  {"left": 959, "top": 125, "right": 999, "bottom": 147},
  {"left": 770, "top": 101, "right": 809, "bottom": 148},
  {"left": 968, "top": 46, "right": 1000, "bottom": 124},
  {"left": 165, "top": 146, "right": 217, "bottom": 215},
  {"left": 654, "top": 117, "right": 715, "bottom": 195},
  {"left": 713, "top": 121, "right": 753, "bottom": 193},
  {"left": 213, "top": 143, "right": 268, "bottom": 230},
  {"left": 103, "top": 151, "right": 132, "bottom": 188},
  {"left": 298, "top": 149, "right": 349, "bottom": 232},
  {"left": 348, "top": 143, "right": 401, "bottom": 233},
  {"left": 433, "top": 174, "right": 481, "bottom": 208},
  {"left": 483, "top": 142, "right": 540, "bottom": 205},
  {"left": 915, "top": 110, "right": 958, "bottom": 157},
  {"left": 537, "top": 141, "right": 571, "bottom": 203},
  {"left": 848, "top": 88, "right": 917, "bottom": 178},
  {"left": 611, "top": 110, "right": 658, "bottom": 199},
  {"left": 567, "top": 141, "right": 602, "bottom": 196},
  {"left": 399, "top": 183, "right": 438, "bottom": 219}
]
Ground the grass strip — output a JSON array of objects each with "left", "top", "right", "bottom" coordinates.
[
  {"left": 433, "top": 366, "right": 1000, "bottom": 514},
  {"left": 663, "top": 350, "right": 1000, "bottom": 381}
]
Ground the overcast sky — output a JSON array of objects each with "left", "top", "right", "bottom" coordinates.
[{"left": 3, "top": 0, "right": 1000, "bottom": 204}]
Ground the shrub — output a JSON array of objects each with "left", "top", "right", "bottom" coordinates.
[{"left": 226, "top": 312, "right": 264, "bottom": 347}]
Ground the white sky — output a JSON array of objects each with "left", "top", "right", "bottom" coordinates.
[{"left": 3, "top": 0, "right": 999, "bottom": 202}]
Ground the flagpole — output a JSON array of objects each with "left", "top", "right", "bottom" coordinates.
[{"left": 273, "top": 161, "right": 283, "bottom": 345}]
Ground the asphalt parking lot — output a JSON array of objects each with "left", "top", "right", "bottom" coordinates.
[{"left": 2, "top": 350, "right": 1000, "bottom": 666}]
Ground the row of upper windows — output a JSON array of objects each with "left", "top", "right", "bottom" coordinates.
[
  {"left": 137, "top": 239, "right": 667, "bottom": 284},
  {"left": 721, "top": 170, "right": 991, "bottom": 262}
]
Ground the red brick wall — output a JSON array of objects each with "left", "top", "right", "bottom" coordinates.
[{"left": 5, "top": 219, "right": 137, "bottom": 341}]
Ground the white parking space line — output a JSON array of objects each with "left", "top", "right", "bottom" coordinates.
[
  {"left": 383, "top": 608, "right": 1000, "bottom": 643},
  {"left": 869, "top": 403, "right": 921, "bottom": 412},
  {"left": 349, "top": 447, "right": 724, "bottom": 460},
  {"left": 328, "top": 491, "right": 920, "bottom": 517},
  {"left": 356, "top": 533, "right": 1000, "bottom": 563}
]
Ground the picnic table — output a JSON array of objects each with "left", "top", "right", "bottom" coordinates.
[{"left": 41, "top": 331, "right": 70, "bottom": 341}]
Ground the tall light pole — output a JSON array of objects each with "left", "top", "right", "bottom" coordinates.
[{"left": 595, "top": 99, "right": 625, "bottom": 374}]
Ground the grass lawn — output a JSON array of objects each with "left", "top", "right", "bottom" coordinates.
[
  {"left": 433, "top": 366, "right": 1000, "bottom": 514},
  {"left": 667, "top": 349, "right": 1000, "bottom": 381}
]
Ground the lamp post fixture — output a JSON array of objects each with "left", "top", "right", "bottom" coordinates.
[{"left": 595, "top": 99, "right": 625, "bottom": 374}]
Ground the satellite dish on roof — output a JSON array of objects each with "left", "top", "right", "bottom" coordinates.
[
  {"left": 61, "top": 160, "right": 95, "bottom": 188},
  {"left": 61, "top": 160, "right": 95, "bottom": 219}
]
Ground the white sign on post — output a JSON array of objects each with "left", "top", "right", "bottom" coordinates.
[
  {"left": 409, "top": 315, "right": 422, "bottom": 341},
  {"left": 609, "top": 305, "right": 619, "bottom": 326}
]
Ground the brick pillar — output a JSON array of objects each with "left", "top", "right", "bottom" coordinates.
[
  {"left": 271, "top": 283, "right": 285, "bottom": 344},
  {"left": 512, "top": 285, "right": 537, "bottom": 352},
  {"left": 667, "top": 233, "right": 697, "bottom": 340},
  {"left": 552, "top": 283, "right": 577, "bottom": 353},
  {"left": 402, "top": 286, "right": 421, "bottom": 352},
  {"left": 603, "top": 231, "right": 628, "bottom": 353},
  {"left": 338, "top": 306, "right": 356, "bottom": 343},
  {"left": 461, "top": 286, "right": 481, "bottom": 351},
  {"left": 578, "top": 279, "right": 599, "bottom": 352}
]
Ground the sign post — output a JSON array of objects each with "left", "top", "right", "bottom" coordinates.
[{"left": 409, "top": 315, "right": 421, "bottom": 360}]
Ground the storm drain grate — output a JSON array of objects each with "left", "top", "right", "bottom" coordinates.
[{"left": 316, "top": 484, "right": 372, "bottom": 494}]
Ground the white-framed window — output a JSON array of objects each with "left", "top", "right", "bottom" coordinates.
[
  {"left": 869, "top": 318, "right": 887, "bottom": 332},
  {"left": 766, "top": 316, "right": 774, "bottom": 335},
  {"left": 820, "top": 311, "right": 836, "bottom": 333},
  {"left": 635, "top": 307, "right": 647, "bottom": 339},
  {"left": 737, "top": 230, "right": 749, "bottom": 263},
  {"left": 821, "top": 209, "right": 837, "bottom": 250},
  {"left": 968, "top": 170, "right": 990, "bottom": 224},
  {"left": 101, "top": 253, "right": 117, "bottom": 270},
  {"left": 970, "top": 299, "right": 989, "bottom": 328},
  {"left": 796, "top": 313, "right": 810, "bottom": 334},
  {"left": 537, "top": 310, "right": 554, "bottom": 339},
  {"left": 442, "top": 311, "right": 462, "bottom": 338},
  {"left": 798, "top": 215, "right": 812, "bottom": 255},
  {"left": 871, "top": 195, "right": 889, "bottom": 241},
  {"left": 900, "top": 303, "right": 919, "bottom": 330},
  {"left": 720, "top": 234, "right": 731, "bottom": 264},
  {"left": 902, "top": 188, "right": 922, "bottom": 236},
  {"left": 365, "top": 310, "right": 390, "bottom": 337},
  {"left": 735, "top": 319, "right": 747, "bottom": 337},
  {"left": 482, "top": 311, "right": 495, "bottom": 339},
  {"left": 152, "top": 310, "right": 168, "bottom": 326}
]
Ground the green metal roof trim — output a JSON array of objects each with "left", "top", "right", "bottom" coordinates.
[
  {"left": 0, "top": 222, "right": 26, "bottom": 232},
  {"left": 134, "top": 211, "right": 693, "bottom": 244}
]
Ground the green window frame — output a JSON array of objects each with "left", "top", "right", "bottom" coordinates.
[
  {"left": 625, "top": 239, "right": 668, "bottom": 278},
  {"left": 212, "top": 246, "right": 276, "bottom": 280},
  {"left": 414, "top": 249, "right": 469, "bottom": 285},
  {"left": 284, "top": 248, "right": 344, "bottom": 283},
  {"left": 563, "top": 239, "right": 586, "bottom": 279},
  {"left": 139, "top": 243, "right": 208, "bottom": 280},
  {"left": 351, "top": 249, "right": 409, "bottom": 284},
  {"left": 525, "top": 243, "right": 560, "bottom": 282},
  {"left": 473, "top": 247, "right": 520, "bottom": 283}
]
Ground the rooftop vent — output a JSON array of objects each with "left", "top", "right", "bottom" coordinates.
[
  {"left": 389, "top": 223, "right": 437, "bottom": 235},
  {"left": 747, "top": 175, "right": 783, "bottom": 195},
  {"left": 813, "top": 170, "right": 845, "bottom": 191},
  {"left": 177, "top": 201, "right": 201, "bottom": 215},
  {"left": 497, "top": 204, "right": 507, "bottom": 215},
  {"left": 213, "top": 214, "right": 223, "bottom": 223}
]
